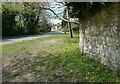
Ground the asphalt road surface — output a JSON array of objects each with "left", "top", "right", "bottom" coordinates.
[{"left": 1, "top": 30, "right": 64, "bottom": 44}]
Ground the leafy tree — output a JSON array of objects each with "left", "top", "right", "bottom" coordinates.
[
  {"left": 2, "top": 2, "right": 52, "bottom": 36},
  {"left": 22, "top": 5, "right": 39, "bottom": 34},
  {"left": 61, "top": 3, "right": 74, "bottom": 38},
  {"left": 24, "top": 2, "right": 79, "bottom": 38},
  {"left": 61, "top": 6, "right": 69, "bottom": 34},
  {"left": 2, "top": 3, "right": 22, "bottom": 36},
  {"left": 66, "top": 2, "right": 112, "bottom": 20},
  {"left": 23, "top": 2, "right": 51, "bottom": 35}
]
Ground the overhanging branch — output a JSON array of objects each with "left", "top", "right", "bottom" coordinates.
[{"left": 24, "top": 2, "right": 79, "bottom": 24}]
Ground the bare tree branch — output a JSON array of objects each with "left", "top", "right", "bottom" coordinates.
[
  {"left": 24, "top": 2, "right": 79, "bottom": 24},
  {"left": 57, "top": 2, "right": 66, "bottom": 5}
]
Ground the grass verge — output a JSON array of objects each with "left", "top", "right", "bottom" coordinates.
[{"left": 2, "top": 34, "right": 120, "bottom": 82}]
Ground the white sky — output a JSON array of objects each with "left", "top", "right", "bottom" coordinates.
[
  {"left": 50, "top": 19, "right": 62, "bottom": 25},
  {"left": 46, "top": 2, "right": 64, "bottom": 25}
]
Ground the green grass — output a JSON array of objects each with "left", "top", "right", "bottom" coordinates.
[{"left": 2, "top": 34, "right": 120, "bottom": 82}]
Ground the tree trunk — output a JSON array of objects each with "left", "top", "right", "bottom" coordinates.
[
  {"left": 69, "top": 22, "right": 73, "bottom": 38},
  {"left": 67, "top": 7, "right": 73, "bottom": 38}
]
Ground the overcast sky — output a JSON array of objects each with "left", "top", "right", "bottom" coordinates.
[{"left": 46, "top": 2, "right": 64, "bottom": 25}]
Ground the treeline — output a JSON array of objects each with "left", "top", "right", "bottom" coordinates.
[{"left": 2, "top": 2, "right": 51, "bottom": 36}]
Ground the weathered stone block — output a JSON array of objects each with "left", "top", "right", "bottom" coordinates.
[{"left": 79, "top": 3, "right": 119, "bottom": 72}]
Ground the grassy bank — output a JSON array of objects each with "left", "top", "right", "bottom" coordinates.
[{"left": 2, "top": 34, "right": 120, "bottom": 82}]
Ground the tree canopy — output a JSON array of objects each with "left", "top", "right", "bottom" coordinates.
[
  {"left": 2, "top": 2, "right": 51, "bottom": 36},
  {"left": 66, "top": 2, "right": 112, "bottom": 20}
]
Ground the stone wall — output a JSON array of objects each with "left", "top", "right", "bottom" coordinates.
[{"left": 79, "top": 3, "right": 120, "bottom": 72}]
